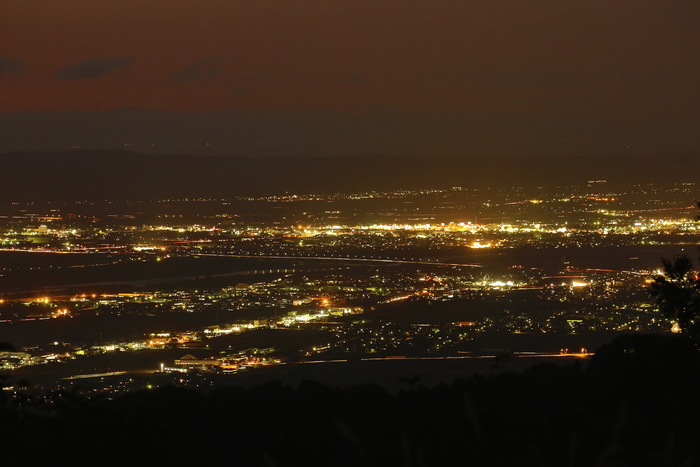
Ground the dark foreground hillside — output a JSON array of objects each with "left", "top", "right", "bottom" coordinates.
[{"left": 1, "top": 333, "right": 698, "bottom": 466}]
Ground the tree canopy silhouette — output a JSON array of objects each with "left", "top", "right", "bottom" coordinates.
[{"left": 649, "top": 254, "right": 700, "bottom": 339}]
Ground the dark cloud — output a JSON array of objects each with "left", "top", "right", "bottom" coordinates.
[
  {"left": 170, "top": 61, "right": 221, "bottom": 82},
  {"left": 232, "top": 88, "right": 253, "bottom": 97},
  {"left": 347, "top": 74, "right": 364, "bottom": 85},
  {"left": 250, "top": 72, "right": 269, "bottom": 80},
  {"left": 0, "top": 57, "right": 24, "bottom": 76},
  {"left": 54, "top": 57, "right": 135, "bottom": 80}
]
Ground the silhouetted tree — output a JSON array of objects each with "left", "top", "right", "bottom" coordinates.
[{"left": 649, "top": 255, "right": 700, "bottom": 339}]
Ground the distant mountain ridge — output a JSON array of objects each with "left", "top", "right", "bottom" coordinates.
[{"left": 0, "top": 150, "right": 695, "bottom": 201}]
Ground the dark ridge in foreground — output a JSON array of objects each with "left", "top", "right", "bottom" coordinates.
[
  {"left": 0, "top": 149, "right": 696, "bottom": 201},
  {"left": 2, "top": 334, "right": 699, "bottom": 466}
]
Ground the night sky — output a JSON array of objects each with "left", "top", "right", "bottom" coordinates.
[{"left": 2, "top": 0, "right": 699, "bottom": 157}]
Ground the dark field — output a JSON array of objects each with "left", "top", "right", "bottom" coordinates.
[
  {"left": 11, "top": 328, "right": 623, "bottom": 388},
  {"left": 0, "top": 253, "right": 306, "bottom": 294},
  {"left": 12, "top": 346, "right": 591, "bottom": 393}
]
